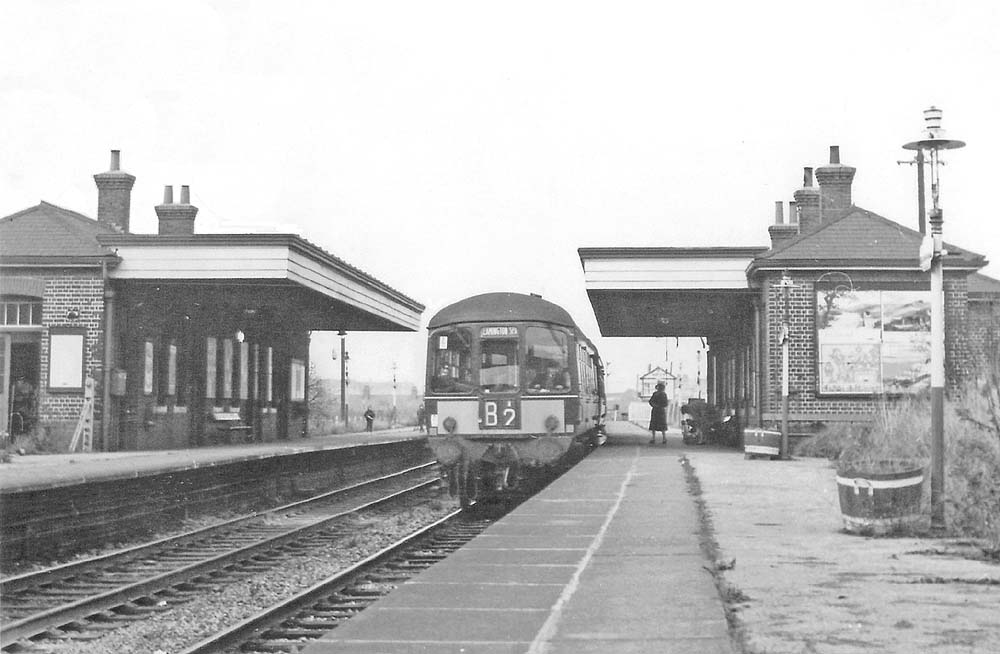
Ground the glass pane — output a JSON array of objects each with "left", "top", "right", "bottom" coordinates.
[
  {"left": 525, "top": 327, "right": 571, "bottom": 393},
  {"left": 430, "top": 328, "right": 474, "bottom": 394},
  {"left": 479, "top": 338, "right": 519, "bottom": 393}
]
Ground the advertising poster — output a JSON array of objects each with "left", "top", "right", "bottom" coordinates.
[{"left": 816, "top": 289, "right": 930, "bottom": 395}]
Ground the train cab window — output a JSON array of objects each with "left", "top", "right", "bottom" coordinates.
[
  {"left": 430, "top": 328, "right": 474, "bottom": 394},
  {"left": 525, "top": 327, "right": 571, "bottom": 393},
  {"left": 479, "top": 337, "right": 519, "bottom": 393}
]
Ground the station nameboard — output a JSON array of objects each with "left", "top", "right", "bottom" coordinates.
[{"left": 481, "top": 326, "right": 518, "bottom": 338}]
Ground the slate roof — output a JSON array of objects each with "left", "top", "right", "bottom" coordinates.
[
  {"left": 0, "top": 201, "right": 120, "bottom": 265},
  {"left": 747, "top": 206, "right": 987, "bottom": 275},
  {"left": 968, "top": 272, "right": 1000, "bottom": 298}
]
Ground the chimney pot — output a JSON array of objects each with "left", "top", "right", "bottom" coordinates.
[
  {"left": 774, "top": 201, "right": 784, "bottom": 225},
  {"left": 788, "top": 201, "right": 798, "bottom": 224},
  {"left": 156, "top": 185, "right": 199, "bottom": 235},
  {"left": 803, "top": 167, "right": 814, "bottom": 187},
  {"left": 94, "top": 150, "right": 136, "bottom": 233},
  {"left": 816, "top": 146, "right": 856, "bottom": 216}
]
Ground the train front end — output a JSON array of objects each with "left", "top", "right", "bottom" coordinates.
[{"left": 423, "top": 293, "right": 604, "bottom": 507}]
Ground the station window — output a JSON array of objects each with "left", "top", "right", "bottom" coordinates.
[
  {"left": 525, "top": 327, "right": 570, "bottom": 393},
  {"left": 430, "top": 328, "right": 474, "bottom": 394},
  {"left": 1, "top": 297, "right": 42, "bottom": 325},
  {"left": 205, "top": 337, "right": 217, "bottom": 399},
  {"left": 265, "top": 346, "right": 273, "bottom": 404},
  {"left": 239, "top": 341, "right": 249, "bottom": 400},
  {"left": 156, "top": 339, "right": 175, "bottom": 400},
  {"left": 222, "top": 338, "right": 234, "bottom": 400},
  {"left": 143, "top": 341, "right": 155, "bottom": 396}
]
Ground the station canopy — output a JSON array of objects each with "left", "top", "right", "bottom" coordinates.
[
  {"left": 578, "top": 247, "right": 767, "bottom": 339},
  {"left": 100, "top": 233, "right": 424, "bottom": 332}
]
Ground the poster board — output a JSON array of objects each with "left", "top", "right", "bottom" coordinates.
[
  {"left": 816, "top": 289, "right": 930, "bottom": 395},
  {"left": 48, "top": 328, "right": 86, "bottom": 391}
]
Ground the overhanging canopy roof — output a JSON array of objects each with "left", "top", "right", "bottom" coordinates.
[
  {"left": 578, "top": 247, "right": 767, "bottom": 339},
  {"left": 100, "top": 233, "right": 424, "bottom": 332}
]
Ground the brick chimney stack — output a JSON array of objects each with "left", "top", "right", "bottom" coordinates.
[
  {"left": 768, "top": 200, "right": 798, "bottom": 247},
  {"left": 93, "top": 150, "right": 136, "bottom": 233},
  {"left": 793, "top": 167, "right": 821, "bottom": 233},
  {"left": 156, "top": 184, "right": 199, "bottom": 235},
  {"left": 815, "top": 145, "right": 856, "bottom": 215}
]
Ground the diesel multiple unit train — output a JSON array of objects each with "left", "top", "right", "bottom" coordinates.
[{"left": 423, "top": 292, "right": 606, "bottom": 507}]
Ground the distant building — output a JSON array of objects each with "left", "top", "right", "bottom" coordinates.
[
  {"left": 637, "top": 366, "right": 677, "bottom": 401},
  {"left": 1, "top": 151, "right": 424, "bottom": 450}
]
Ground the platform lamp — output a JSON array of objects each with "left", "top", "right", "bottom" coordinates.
[{"left": 902, "top": 106, "right": 965, "bottom": 532}]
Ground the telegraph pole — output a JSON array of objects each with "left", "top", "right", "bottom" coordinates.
[
  {"left": 898, "top": 148, "right": 927, "bottom": 234},
  {"left": 339, "top": 331, "right": 348, "bottom": 426}
]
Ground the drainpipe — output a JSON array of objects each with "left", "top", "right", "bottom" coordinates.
[{"left": 101, "top": 260, "right": 115, "bottom": 451}]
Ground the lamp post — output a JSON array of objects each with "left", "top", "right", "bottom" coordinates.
[
  {"left": 391, "top": 362, "right": 398, "bottom": 427},
  {"left": 902, "top": 106, "right": 965, "bottom": 533},
  {"left": 778, "top": 270, "right": 794, "bottom": 459}
]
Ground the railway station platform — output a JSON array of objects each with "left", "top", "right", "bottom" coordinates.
[
  {"left": 302, "top": 421, "right": 735, "bottom": 654},
  {"left": 0, "top": 428, "right": 425, "bottom": 493}
]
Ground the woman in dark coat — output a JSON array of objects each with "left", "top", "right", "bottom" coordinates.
[{"left": 648, "top": 382, "right": 669, "bottom": 444}]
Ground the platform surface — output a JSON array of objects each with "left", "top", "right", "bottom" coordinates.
[
  {"left": 301, "top": 421, "right": 735, "bottom": 654},
  {"left": 0, "top": 428, "right": 425, "bottom": 492}
]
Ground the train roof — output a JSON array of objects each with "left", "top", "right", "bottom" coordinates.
[{"left": 428, "top": 292, "right": 579, "bottom": 330}]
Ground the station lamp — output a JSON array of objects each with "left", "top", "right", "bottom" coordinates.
[{"left": 902, "top": 106, "right": 965, "bottom": 532}]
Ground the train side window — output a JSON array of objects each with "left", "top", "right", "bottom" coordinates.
[
  {"left": 525, "top": 327, "right": 570, "bottom": 393},
  {"left": 430, "top": 328, "right": 474, "bottom": 394}
]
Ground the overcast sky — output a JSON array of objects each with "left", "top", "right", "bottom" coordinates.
[{"left": 3, "top": 1, "right": 999, "bottom": 394}]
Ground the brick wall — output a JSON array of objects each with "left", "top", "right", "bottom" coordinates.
[
  {"left": 968, "top": 298, "right": 1000, "bottom": 373},
  {"left": 761, "top": 269, "right": 974, "bottom": 420},
  {"left": 10, "top": 268, "right": 106, "bottom": 446}
]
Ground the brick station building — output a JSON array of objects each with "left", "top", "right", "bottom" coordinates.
[
  {"left": 580, "top": 146, "right": 1000, "bottom": 435},
  {"left": 0, "top": 151, "right": 424, "bottom": 450}
]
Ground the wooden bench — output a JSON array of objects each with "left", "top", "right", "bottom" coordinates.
[{"left": 208, "top": 410, "right": 253, "bottom": 443}]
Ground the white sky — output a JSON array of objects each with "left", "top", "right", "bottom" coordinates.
[{"left": 3, "top": 1, "right": 999, "bottom": 393}]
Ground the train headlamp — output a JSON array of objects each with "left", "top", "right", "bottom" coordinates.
[
  {"left": 443, "top": 416, "right": 458, "bottom": 434},
  {"left": 544, "top": 415, "right": 560, "bottom": 433}
]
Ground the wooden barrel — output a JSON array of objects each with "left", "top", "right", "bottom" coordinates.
[{"left": 836, "top": 466, "right": 925, "bottom": 535}]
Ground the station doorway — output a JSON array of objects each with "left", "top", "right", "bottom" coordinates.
[{"left": 1, "top": 334, "right": 41, "bottom": 437}]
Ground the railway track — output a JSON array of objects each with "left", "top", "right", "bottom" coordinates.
[
  {"left": 0, "top": 463, "right": 442, "bottom": 651},
  {"left": 177, "top": 510, "right": 496, "bottom": 654}
]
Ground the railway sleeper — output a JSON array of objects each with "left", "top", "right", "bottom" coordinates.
[
  {"left": 5, "top": 640, "right": 51, "bottom": 654},
  {"left": 289, "top": 616, "right": 345, "bottom": 628},
  {"left": 65, "top": 622, "right": 119, "bottom": 635},
  {"left": 35, "top": 628, "right": 73, "bottom": 641},
  {"left": 311, "top": 599, "right": 366, "bottom": 612},
  {"left": 241, "top": 639, "right": 300, "bottom": 653},
  {"left": 133, "top": 596, "right": 170, "bottom": 608},
  {"left": 262, "top": 627, "right": 328, "bottom": 639},
  {"left": 115, "top": 600, "right": 169, "bottom": 614}
]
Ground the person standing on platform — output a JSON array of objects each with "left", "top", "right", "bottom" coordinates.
[
  {"left": 364, "top": 407, "right": 376, "bottom": 432},
  {"left": 648, "top": 382, "right": 669, "bottom": 445}
]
